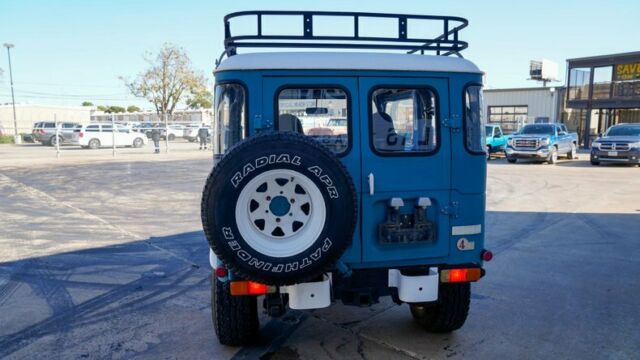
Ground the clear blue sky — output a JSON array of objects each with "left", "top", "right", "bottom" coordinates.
[{"left": 1, "top": 0, "right": 638, "bottom": 108}]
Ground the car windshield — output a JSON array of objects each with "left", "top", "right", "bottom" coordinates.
[
  {"left": 520, "top": 125, "right": 554, "bottom": 135},
  {"left": 485, "top": 126, "right": 493, "bottom": 137},
  {"left": 605, "top": 126, "right": 640, "bottom": 137}
]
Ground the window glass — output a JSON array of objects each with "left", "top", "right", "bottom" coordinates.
[
  {"left": 487, "top": 106, "right": 528, "bottom": 134},
  {"left": 214, "top": 83, "right": 245, "bottom": 154},
  {"left": 568, "top": 67, "right": 591, "bottom": 100},
  {"left": 592, "top": 66, "right": 612, "bottom": 100},
  {"left": 464, "top": 85, "right": 485, "bottom": 153},
  {"left": 370, "top": 88, "right": 436, "bottom": 153},
  {"left": 102, "top": 125, "right": 113, "bottom": 132},
  {"left": 86, "top": 125, "right": 99, "bottom": 132},
  {"left": 613, "top": 63, "right": 640, "bottom": 99},
  {"left": 62, "top": 123, "right": 76, "bottom": 128},
  {"left": 277, "top": 88, "right": 349, "bottom": 154}
]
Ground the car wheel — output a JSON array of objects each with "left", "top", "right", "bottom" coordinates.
[
  {"left": 211, "top": 274, "right": 259, "bottom": 346},
  {"left": 547, "top": 146, "right": 558, "bottom": 165},
  {"left": 486, "top": 145, "right": 491, "bottom": 161},
  {"left": 410, "top": 282, "right": 470, "bottom": 333},
  {"left": 202, "top": 132, "right": 358, "bottom": 286},
  {"left": 507, "top": 156, "right": 517, "bottom": 164},
  {"left": 88, "top": 139, "right": 101, "bottom": 149},
  {"left": 567, "top": 143, "right": 576, "bottom": 159},
  {"left": 590, "top": 159, "right": 600, "bottom": 166},
  {"left": 133, "top": 137, "right": 144, "bottom": 148},
  {"left": 49, "top": 136, "right": 62, "bottom": 146},
  {"left": 168, "top": 134, "right": 176, "bottom": 141}
]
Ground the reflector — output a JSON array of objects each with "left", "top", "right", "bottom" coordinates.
[{"left": 230, "top": 281, "right": 269, "bottom": 296}]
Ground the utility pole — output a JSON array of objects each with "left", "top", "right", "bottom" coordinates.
[
  {"left": 55, "top": 114, "right": 60, "bottom": 159},
  {"left": 112, "top": 114, "right": 116, "bottom": 157},
  {"left": 3, "top": 43, "right": 20, "bottom": 144}
]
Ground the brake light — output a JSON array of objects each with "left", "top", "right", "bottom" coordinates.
[
  {"left": 39, "top": 129, "right": 45, "bottom": 134},
  {"left": 214, "top": 266, "right": 227, "bottom": 278},
  {"left": 481, "top": 250, "right": 493, "bottom": 262},
  {"left": 229, "top": 281, "right": 270, "bottom": 296},
  {"left": 440, "top": 268, "right": 482, "bottom": 283},
  {"left": 79, "top": 132, "right": 84, "bottom": 138}
]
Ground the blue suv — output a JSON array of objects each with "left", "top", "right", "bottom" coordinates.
[{"left": 201, "top": 11, "right": 491, "bottom": 346}]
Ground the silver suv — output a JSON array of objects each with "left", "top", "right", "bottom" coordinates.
[{"left": 32, "top": 121, "right": 79, "bottom": 146}]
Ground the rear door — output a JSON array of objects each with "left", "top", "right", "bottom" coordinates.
[
  {"left": 263, "top": 76, "right": 362, "bottom": 263},
  {"left": 359, "top": 77, "right": 451, "bottom": 263}
]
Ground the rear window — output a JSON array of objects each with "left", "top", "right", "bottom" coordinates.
[
  {"left": 370, "top": 87, "right": 437, "bottom": 154},
  {"left": 276, "top": 87, "right": 350, "bottom": 155},
  {"left": 464, "top": 85, "right": 485, "bottom": 154},
  {"left": 214, "top": 83, "right": 246, "bottom": 154}
]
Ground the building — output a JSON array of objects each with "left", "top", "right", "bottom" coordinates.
[
  {"left": 0, "top": 104, "right": 92, "bottom": 135},
  {"left": 483, "top": 87, "right": 564, "bottom": 134},
  {"left": 565, "top": 51, "right": 640, "bottom": 147},
  {"left": 90, "top": 108, "right": 212, "bottom": 125}
]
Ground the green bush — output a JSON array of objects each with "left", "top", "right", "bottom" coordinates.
[{"left": 0, "top": 135, "right": 14, "bottom": 144}]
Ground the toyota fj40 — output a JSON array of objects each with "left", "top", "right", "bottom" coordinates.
[{"left": 202, "top": 11, "right": 492, "bottom": 346}]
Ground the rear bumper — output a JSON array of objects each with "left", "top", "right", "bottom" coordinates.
[{"left": 591, "top": 149, "right": 640, "bottom": 164}]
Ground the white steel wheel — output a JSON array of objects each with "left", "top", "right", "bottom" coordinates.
[{"left": 235, "top": 169, "right": 326, "bottom": 258}]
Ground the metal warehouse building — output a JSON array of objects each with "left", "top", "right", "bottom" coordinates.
[{"left": 483, "top": 87, "right": 564, "bottom": 134}]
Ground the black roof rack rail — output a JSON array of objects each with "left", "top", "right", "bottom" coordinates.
[{"left": 221, "top": 11, "right": 468, "bottom": 60}]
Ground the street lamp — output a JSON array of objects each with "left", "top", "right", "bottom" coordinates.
[{"left": 3, "top": 43, "right": 20, "bottom": 144}]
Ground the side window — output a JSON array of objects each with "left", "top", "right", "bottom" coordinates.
[
  {"left": 464, "top": 85, "right": 486, "bottom": 154},
  {"left": 370, "top": 88, "right": 437, "bottom": 154},
  {"left": 62, "top": 123, "right": 75, "bottom": 129},
  {"left": 86, "top": 125, "right": 99, "bottom": 132},
  {"left": 277, "top": 88, "right": 349, "bottom": 155},
  {"left": 214, "top": 83, "right": 245, "bottom": 154},
  {"left": 102, "top": 125, "right": 113, "bottom": 132}
]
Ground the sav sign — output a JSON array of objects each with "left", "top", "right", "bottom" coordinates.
[{"left": 614, "top": 62, "right": 640, "bottom": 81}]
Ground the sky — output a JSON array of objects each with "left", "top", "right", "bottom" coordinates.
[{"left": 0, "top": 0, "right": 638, "bottom": 109}]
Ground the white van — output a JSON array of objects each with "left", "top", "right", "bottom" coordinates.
[{"left": 72, "top": 123, "right": 148, "bottom": 149}]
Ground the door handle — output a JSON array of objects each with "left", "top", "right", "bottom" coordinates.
[{"left": 368, "top": 173, "right": 375, "bottom": 196}]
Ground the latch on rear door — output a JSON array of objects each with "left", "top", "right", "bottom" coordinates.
[
  {"left": 441, "top": 114, "right": 462, "bottom": 132},
  {"left": 378, "top": 197, "right": 435, "bottom": 244}
]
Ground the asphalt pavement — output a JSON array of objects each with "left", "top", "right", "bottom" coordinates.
[{"left": 0, "top": 146, "right": 639, "bottom": 359}]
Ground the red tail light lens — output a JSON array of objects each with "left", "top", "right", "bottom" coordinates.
[
  {"left": 482, "top": 250, "right": 493, "bottom": 262},
  {"left": 230, "top": 281, "right": 270, "bottom": 296},
  {"left": 214, "top": 266, "right": 227, "bottom": 278},
  {"left": 79, "top": 132, "right": 84, "bottom": 138},
  {"left": 39, "top": 129, "right": 45, "bottom": 134}
]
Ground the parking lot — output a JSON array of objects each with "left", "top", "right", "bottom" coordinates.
[{"left": 0, "top": 144, "right": 639, "bottom": 359}]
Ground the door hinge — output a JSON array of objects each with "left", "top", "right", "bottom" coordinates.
[
  {"left": 441, "top": 201, "right": 459, "bottom": 218},
  {"left": 441, "top": 114, "right": 462, "bottom": 132}
]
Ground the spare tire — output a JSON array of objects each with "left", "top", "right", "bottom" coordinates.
[{"left": 202, "top": 132, "right": 357, "bottom": 286}]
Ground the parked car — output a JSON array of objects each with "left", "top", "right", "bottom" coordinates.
[
  {"left": 166, "top": 124, "right": 187, "bottom": 140},
  {"left": 72, "top": 123, "right": 148, "bottom": 149},
  {"left": 185, "top": 124, "right": 210, "bottom": 142},
  {"left": 590, "top": 123, "right": 640, "bottom": 166},
  {"left": 505, "top": 123, "right": 578, "bottom": 164},
  {"left": 32, "top": 121, "right": 79, "bottom": 146},
  {"left": 202, "top": 10, "right": 492, "bottom": 346},
  {"left": 485, "top": 124, "right": 508, "bottom": 160}
]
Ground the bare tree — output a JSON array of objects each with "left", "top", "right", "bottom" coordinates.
[{"left": 123, "top": 43, "right": 206, "bottom": 116}]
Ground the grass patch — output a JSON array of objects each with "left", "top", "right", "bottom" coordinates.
[{"left": 0, "top": 135, "right": 14, "bottom": 144}]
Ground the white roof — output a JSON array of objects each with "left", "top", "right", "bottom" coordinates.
[{"left": 216, "top": 52, "right": 482, "bottom": 74}]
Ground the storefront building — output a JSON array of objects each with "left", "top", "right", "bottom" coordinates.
[
  {"left": 484, "top": 87, "right": 564, "bottom": 134},
  {"left": 565, "top": 51, "right": 640, "bottom": 148}
]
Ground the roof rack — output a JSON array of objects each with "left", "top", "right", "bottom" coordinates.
[{"left": 221, "top": 11, "right": 468, "bottom": 61}]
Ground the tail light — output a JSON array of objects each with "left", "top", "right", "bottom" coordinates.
[
  {"left": 229, "top": 281, "right": 272, "bottom": 296},
  {"left": 481, "top": 250, "right": 493, "bottom": 262},
  {"left": 39, "top": 129, "right": 45, "bottom": 135},
  {"left": 79, "top": 132, "right": 84, "bottom": 138},
  {"left": 440, "top": 268, "right": 482, "bottom": 283},
  {"left": 214, "top": 266, "right": 227, "bottom": 278}
]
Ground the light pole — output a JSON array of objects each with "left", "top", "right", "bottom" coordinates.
[{"left": 3, "top": 43, "right": 20, "bottom": 144}]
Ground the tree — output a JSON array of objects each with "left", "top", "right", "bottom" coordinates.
[
  {"left": 127, "top": 105, "right": 141, "bottom": 113},
  {"left": 97, "top": 105, "right": 108, "bottom": 111},
  {"left": 82, "top": 101, "right": 94, "bottom": 106},
  {"left": 186, "top": 86, "right": 212, "bottom": 109},
  {"left": 123, "top": 43, "right": 207, "bottom": 116},
  {"left": 107, "top": 106, "right": 126, "bottom": 113}
]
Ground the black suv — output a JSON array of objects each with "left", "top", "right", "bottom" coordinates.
[
  {"left": 32, "top": 121, "right": 80, "bottom": 146},
  {"left": 591, "top": 123, "right": 640, "bottom": 166}
]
